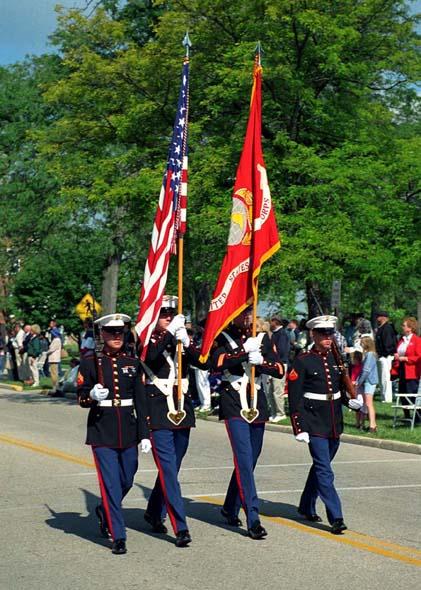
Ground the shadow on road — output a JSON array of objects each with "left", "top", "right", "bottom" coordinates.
[
  {"left": 259, "top": 497, "right": 332, "bottom": 533},
  {"left": 45, "top": 486, "right": 177, "bottom": 547},
  {"left": 44, "top": 489, "right": 112, "bottom": 549},
  {"left": 133, "top": 482, "right": 329, "bottom": 539},
  {"left": 44, "top": 481, "right": 331, "bottom": 549}
]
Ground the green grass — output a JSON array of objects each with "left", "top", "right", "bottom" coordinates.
[{"left": 343, "top": 398, "right": 421, "bottom": 445}]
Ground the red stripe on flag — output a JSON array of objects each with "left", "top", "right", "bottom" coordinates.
[{"left": 135, "top": 58, "right": 189, "bottom": 359}]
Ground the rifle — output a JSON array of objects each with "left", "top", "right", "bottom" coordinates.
[
  {"left": 87, "top": 283, "right": 103, "bottom": 384},
  {"left": 331, "top": 337, "right": 356, "bottom": 400}
]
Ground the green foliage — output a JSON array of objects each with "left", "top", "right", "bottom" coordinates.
[
  {"left": 1, "top": 0, "right": 420, "bottom": 326},
  {"left": 7, "top": 229, "right": 107, "bottom": 332}
]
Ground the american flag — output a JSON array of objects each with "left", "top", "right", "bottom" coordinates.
[{"left": 135, "top": 56, "right": 189, "bottom": 359}]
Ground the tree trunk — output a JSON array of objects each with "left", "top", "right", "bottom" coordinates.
[
  {"left": 417, "top": 299, "right": 421, "bottom": 335},
  {"left": 195, "top": 281, "right": 211, "bottom": 323},
  {"left": 101, "top": 253, "right": 121, "bottom": 315}
]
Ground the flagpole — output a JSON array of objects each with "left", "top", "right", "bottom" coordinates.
[
  {"left": 249, "top": 43, "right": 262, "bottom": 412},
  {"left": 176, "top": 32, "right": 191, "bottom": 414},
  {"left": 176, "top": 234, "right": 184, "bottom": 412}
]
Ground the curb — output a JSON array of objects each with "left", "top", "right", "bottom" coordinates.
[
  {"left": 340, "top": 432, "right": 421, "bottom": 455},
  {"left": 0, "top": 383, "right": 24, "bottom": 392},
  {"left": 0, "top": 384, "right": 77, "bottom": 399},
  {"left": 197, "top": 414, "right": 421, "bottom": 456}
]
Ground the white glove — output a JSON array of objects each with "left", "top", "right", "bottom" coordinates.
[
  {"left": 295, "top": 432, "right": 310, "bottom": 444},
  {"left": 166, "top": 313, "right": 185, "bottom": 335},
  {"left": 175, "top": 327, "right": 190, "bottom": 348},
  {"left": 349, "top": 396, "right": 363, "bottom": 411},
  {"left": 89, "top": 383, "right": 109, "bottom": 402},
  {"left": 243, "top": 337, "right": 260, "bottom": 353},
  {"left": 248, "top": 351, "right": 264, "bottom": 365},
  {"left": 140, "top": 439, "right": 152, "bottom": 453}
]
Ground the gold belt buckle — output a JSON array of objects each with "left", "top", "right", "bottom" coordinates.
[
  {"left": 326, "top": 393, "right": 333, "bottom": 401},
  {"left": 113, "top": 398, "right": 121, "bottom": 407}
]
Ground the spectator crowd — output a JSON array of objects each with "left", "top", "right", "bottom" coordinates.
[{"left": 0, "top": 310, "right": 419, "bottom": 429}]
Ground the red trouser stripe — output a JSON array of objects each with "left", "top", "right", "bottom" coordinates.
[
  {"left": 92, "top": 448, "right": 115, "bottom": 540},
  {"left": 150, "top": 431, "right": 178, "bottom": 534},
  {"left": 224, "top": 420, "right": 247, "bottom": 515}
]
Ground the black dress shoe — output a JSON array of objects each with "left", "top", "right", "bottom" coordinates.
[
  {"left": 112, "top": 539, "right": 127, "bottom": 554},
  {"left": 298, "top": 509, "right": 322, "bottom": 522},
  {"left": 248, "top": 520, "right": 267, "bottom": 540},
  {"left": 144, "top": 511, "right": 168, "bottom": 534},
  {"left": 95, "top": 505, "right": 111, "bottom": 538},
  {"left": 175, "top": 530, "right": 192, "bottom": 547},
  {"left": 221, "top": 508, "right": 242, "bottom": 527},
  {"left": 331, "top": 519, "right": 347, "bottom": 535}
]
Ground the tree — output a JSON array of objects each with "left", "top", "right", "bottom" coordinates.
[
  {"left": 0, "top": 56, "right": 109, "bottom": 326},
  {"left": 8, "top": 0, "right": 420, "bottom": 324}
]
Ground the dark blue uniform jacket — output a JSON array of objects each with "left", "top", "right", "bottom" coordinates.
[
  {"left": 77, "top": 350, "right": 149, "bottom": 447},
  {"left": 288, "top": 349, "right": 352, "bottom": 439},
  {"left": 211, "top": 325, "right": 284, "bottom": 421}
]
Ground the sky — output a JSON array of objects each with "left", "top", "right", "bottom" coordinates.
[
  {"left": 0, "top": 0, "right": 420, "bottom": 66},
  {"left": 0, "top": 0, "right": 86, "bottom": 65}
]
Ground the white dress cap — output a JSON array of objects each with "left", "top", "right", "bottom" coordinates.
[
  {"left": 306, "top": 315, "right": 338, "bottom": 330},
  {"left": 161, "top": 295, "right": 178, "bottom": 309},
  {"left": 95, "top": 313, "right": 131, "bottom": 328}
]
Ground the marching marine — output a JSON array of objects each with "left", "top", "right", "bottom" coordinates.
[
  {"left": 140, "top": 295, "right": 208, "bottom": 547},
  {"left": 77, "top": 313, "right": 151, "bottom": 554},
  {"left": 210, "top": 306, "right": 284, "bottom": 539},
  {"left": 288, "top": 315, "right": 362, "bottom": 534}
]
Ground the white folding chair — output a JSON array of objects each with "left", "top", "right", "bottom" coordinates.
[{"left": 392, "top": 393, "right": 421, "bottom": 431}]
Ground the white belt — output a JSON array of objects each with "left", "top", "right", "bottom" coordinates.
[
  {"left": 304, "top": 392, "right": 341, "bottom": 401},
  {"left": 98, "top": 399, "right": 134, "bottom": 407}
]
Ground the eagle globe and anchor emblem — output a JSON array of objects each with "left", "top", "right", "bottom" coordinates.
[
  {"left": 228, "top": 164, "right": 272, "bottom": 247},
  {"left": 228, "top": 188, "right": 253, "bottom": 246}
]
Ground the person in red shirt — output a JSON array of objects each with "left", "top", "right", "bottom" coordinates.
[{"left": 392, "top": 317, "right": 421, "bottom": 420}]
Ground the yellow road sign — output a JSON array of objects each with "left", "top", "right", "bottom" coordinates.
[{"left": 75, "top": 294, "right": 102, "bottom": 321}]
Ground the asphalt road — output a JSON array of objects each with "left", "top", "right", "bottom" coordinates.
[{"left": 0, "top": 390, "right": 420, "bottom": 590}]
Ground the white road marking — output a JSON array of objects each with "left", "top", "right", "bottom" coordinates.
[
  {"left": 186, "top": 483, "right": 421, "bottom": 498},
  {"left": 58, "top": 457, "right": 421, "bottom": 477}
]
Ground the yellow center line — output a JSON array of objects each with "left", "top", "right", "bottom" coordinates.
[
  {"left": 345, "top": 530, "right": 421, "bottom": 557},
  {"left": 0, "top": 434, "right": 94, "bottom": 468},
  {"left": 1, "top": 433, "right": 420, "bottom": 567},
  {"left": 198, "top": 495, "right": 421, "bottom": 567}
]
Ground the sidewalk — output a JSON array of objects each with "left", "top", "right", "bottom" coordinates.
[{"left": 1, "top": 382, "right": 420, "bottom": 455}]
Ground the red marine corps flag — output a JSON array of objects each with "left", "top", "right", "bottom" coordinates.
[{"left": 200, "top": 52, "right": 280, "bottom": 362}]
